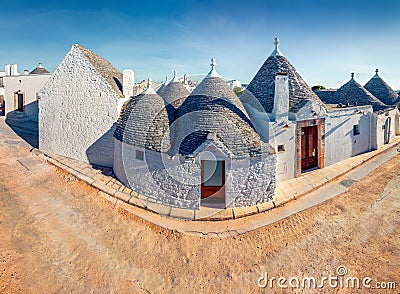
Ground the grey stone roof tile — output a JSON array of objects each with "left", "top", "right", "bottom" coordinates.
[
  {"left": 175, "top": 76, "right": 265, "bottom": 159},
  {"left": 114, "top": 91, "right": 170, "bottom": 152},
  {"left": 29, "top": 63, "right": 50, "bottom": 75},
  {"left": 76, "top": 44, "right": 124, "bottom": 97},
  {"left": 333, "top": 76, "right": 387, "bottom": 112},
  {"left": 364, "top": 70, "right": 399, "bottom": 106},
  {"left": 245, "top": 54, "right": 323, "bottom": 113},
  {"left": 157, "top": 80, "right": 189, "bottom": 108},
  {"left": 191, "top": 76, "right": 248, "bottom": 115},
  {"left": 314, "top": 89, "right": 337, "bottom": 104}
]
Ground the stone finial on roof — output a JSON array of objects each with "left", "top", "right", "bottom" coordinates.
[
  {"left": 206, "top": 58, "right": 220, "bottom": 78},
  {"left": 29, "top": 62, "right": 50, "bottom": 75},
  {"left": 351, "top": 72, "right": 354, "bottom": 79},
  {"left": 165, "top": 75, "right": 168, "bottom": 83},
  {"left": 271, "top": 37, "right": 284, "bottom": 57},
  {"left": 157, "top": 70, "right": 190, "bottom": 108},
  {"left": 375, "top": 69, "right": 379, "bottom": 74},
  {"left": 143, "top": 78, "right": 156, "bottom": 94},
  {"left": 171, "top": 70, "right": 179, "bottom": 82}
]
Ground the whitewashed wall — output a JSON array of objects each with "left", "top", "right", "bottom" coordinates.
[
  {"left": 39, "top": 45, "right": 120, "bottom": 167},
  {"left": 325, "top": 106, "right": 372, "bottom": 166},
  {"left": 3, "top": 74, "right": 50, "bottom": 122},
  {"left": 267, "top": 120, "right": 296, "bottom": 181},
  {"left": 374, "top": 108, "right": 399, "bottom": 149}
]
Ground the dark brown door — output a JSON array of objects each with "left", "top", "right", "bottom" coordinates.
[
  {"left": 301, "top": 126, "right": 318, "bottom": 172},
  {"left": 201, "top": 160, "right": 225, "bottom": 199}
]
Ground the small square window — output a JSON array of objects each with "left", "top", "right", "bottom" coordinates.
[
  {"left": 353, "top": 125, "right": 360, "bottom": 136},
  {"left": 382, "top": 125, "right": 386, "bottom": 130},
  {"left": 136, "top": 150, "right": 144, "bottom": 161},
  {"left": 278, "top": 145, "right": 285, "bottom": 152}
]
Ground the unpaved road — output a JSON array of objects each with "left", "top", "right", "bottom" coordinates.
[{"left": 0, "top": 120, "right": 399, "bottom": 293}]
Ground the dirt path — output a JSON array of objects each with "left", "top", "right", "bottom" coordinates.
[{"left": 0, "top": 126, "right": 399, "bottom": 293}]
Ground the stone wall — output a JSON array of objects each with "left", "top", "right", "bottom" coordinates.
[
  {"left": 39, "top": 46, "right": 120, "bottom": 167},
  {"left": 114, "top": 139, "right": 276, "bottom": 210}
]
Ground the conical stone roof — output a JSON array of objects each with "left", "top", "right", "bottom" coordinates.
[
  {"left": 114, "top": 79, "right": 170, "bottom": 152},
  {"left": 157, "top": 71, "right": 189, "bottom": 108},
  {"left": 334, "top": 73, "right": 387, "bottom": 112},
  {"left": 245, "top": 38, "right": 323, "bottom": 113},
  {"left": 364, "top": 69, "right": 399, "bottom": 106},
  {"left": 175, "top": 59, "right": 265, "bottom": 159},
  {"left": 30, "top": 63, "right": 50, "bottom": 75}
]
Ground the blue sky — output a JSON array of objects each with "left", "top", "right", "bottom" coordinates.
[{"left": 2, "top": 0, "right": 400, "bottom": 89}]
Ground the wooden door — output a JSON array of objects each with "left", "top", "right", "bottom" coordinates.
[
  {"left": 301, "top": 126, "right": 318, "bottom": 172},
  {"left": 201, "top": 160, "right": 225, "bottom": 199}
]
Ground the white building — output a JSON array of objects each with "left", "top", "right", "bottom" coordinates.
[
  {"left": 1, "top": 63, "right": 51, "bottom": 121},
  {"left": 39, "top": 44, "right": 134, "bottom": 167},
  {"left": 113, "top": 61, "right": 276, "bottom": 209},
  {"left": 241, "top": 38, "right": 400, "bottom": 181}
]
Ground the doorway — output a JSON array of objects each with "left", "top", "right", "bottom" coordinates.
[
  {"left": 17, "top": 94, "right": 24, "bottom": 111},
  {"left": 384, "top": 117, "right": 391, "bottom": 144},
  {"left": 0, "top": 95, "right": 4, "bottom": 116},
  {"left": 201, "top": 160, "right": 225, "bottom": 208},
  {"left": 301, "top": 125, "right": 318, "bottom": 172}
]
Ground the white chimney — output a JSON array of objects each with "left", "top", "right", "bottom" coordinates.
[
  {"left": 5, "top": 64, "right": 11, "bottom": 76},
  {"left": 272, "top": 73, "right": 289, "bottom": 122},
  {"left": 11, "top": 64, "right": 19, "bottom": 76},
  {"left": 24, "top": 69, "right": 29, "bottom": 75},
  {"left": 123, "top": 69, "right": 134, "bottom": 98}
]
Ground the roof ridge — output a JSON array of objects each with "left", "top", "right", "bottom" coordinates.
[{"left": 74, "top": 44, "right": 124, "bottom": 97}]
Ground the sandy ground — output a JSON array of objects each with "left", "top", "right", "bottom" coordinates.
[{"left": 0, "top": 131, "right": 399, "bottom": 293}]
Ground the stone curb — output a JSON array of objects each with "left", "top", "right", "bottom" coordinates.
[{"left": 28, "top": 140, "right": 400, "bottom": 223}]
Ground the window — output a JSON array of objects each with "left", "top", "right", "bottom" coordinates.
[
  {"left": 202, "top": 160, "right": 224, "bottom": 187},
  {"left": 136, "top": 150, "right": 144, "bottom": 161},
  {"left": 353, "top": 125, "right": 360, "bottom": 136},
  {"left": 278, "top": 145, "right": 285, "bottom": 152}
]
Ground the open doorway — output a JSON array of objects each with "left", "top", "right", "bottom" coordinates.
[
  {"left": 395, "top": 113, "right": 400, "bottom": 136},
  {"left": 384, "top": 117, "right": 391, "bottom": 144},
  {"left": 14, "top": 92, "right": 25, "bottom": 112},
  {"left": 201, "top": 160, "right": 225, "bottom": 208},
  {"left": 0, "top": 95, "right": 4, "bottom": 116}
]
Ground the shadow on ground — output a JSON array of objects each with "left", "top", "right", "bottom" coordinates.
[{"left": 5, "top": 111, "right": 38, "bottom": 148}]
